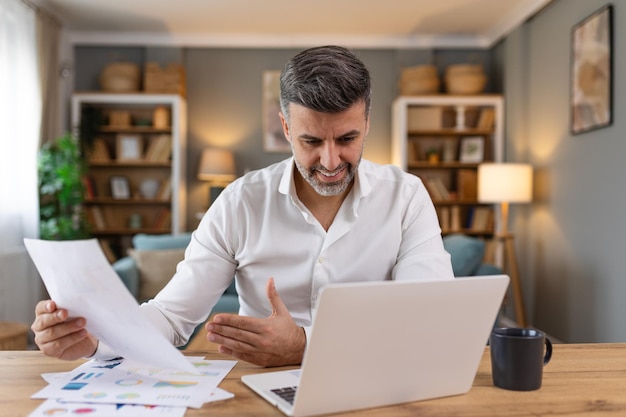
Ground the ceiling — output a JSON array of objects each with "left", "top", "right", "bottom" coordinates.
[{"left": 38, "top": 0, "right": 553, "bottom": 48}]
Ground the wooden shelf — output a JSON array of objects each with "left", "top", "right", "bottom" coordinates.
[
  {"left": 408, "top": 161, "right": 480, "bottom": 169},
  {"left": 408, "top": 128, "right": 495, "bottom": 136},
  {"left": 88, "top": 161, "right": 172, "bottom": 168},
  {"left": 72, "top": 92, "right": 187, "bottom": 261},
  {"left": 91, "top": 229, "right": 171, "bottom": 236},
  {"left": 392, "top": 95, "right": 504, "bottom": 236},
  {"left": 100, "top": 126, "right": 172, "bottom": 134},
  {"left": 84, "top": 198, "right": 171, "bottom": 205}
]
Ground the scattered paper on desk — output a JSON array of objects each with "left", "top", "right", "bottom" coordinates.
[
  {"left": 32, "top": 357, "right": 236, "bottom": 408},
  {"left": 23, "top": 238, "right": 196, "bottom": 374},
  {"left": 28, "top": 398, "right": 187, "bottom": 417},
  {"left": 29, "top": 387, "right": 234, "bottom": 417}
]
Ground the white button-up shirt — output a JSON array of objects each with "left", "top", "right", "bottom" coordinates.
[
  {"left": 95, "top": 157, "right": 453, "bottom": 358},
  {"left": 138, "top": 157, "right": 453, "bottom": 347}
]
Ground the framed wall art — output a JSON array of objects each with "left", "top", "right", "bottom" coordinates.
[
  {"left": 459, "top": 136, "right": 484, "bottom": 163},
  {"left": 110, "top": 176, "right": 131, "bottom": 199},
  {"left": 116, "top": 134, "right": 144, "bottom": 161},
  {"left": 262, "top": 70, "right": 290, "bottom": 153},
  {"left": 571, "top": 4, "right": 613, "bottom": 135}
]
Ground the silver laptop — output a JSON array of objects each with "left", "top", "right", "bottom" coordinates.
[{"left": 242, "top": 275, "right": 509, "bottom": 417}]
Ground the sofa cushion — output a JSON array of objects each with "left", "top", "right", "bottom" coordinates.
[
  {"left": 442, "top": 234, "right": 485, "bottom": 277},
  {"left": 132, "top": 233, "right": 192, "bottom": 251},
  {"left": 128, "top": 248, "right": 185, "bottom": 301}
]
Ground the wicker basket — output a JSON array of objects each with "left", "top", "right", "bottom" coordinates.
[
  {"left": 99, "top": 62, "right": 140, "bottom": 92},
  {"left": 444, "top": 64, "right": 486, "bottom": 94},
  {"left": 399, "top": 65, "right": 440, "bottom": 95},
  {"left": 144, "top": 63, "right": 186, "bottom": 96}
]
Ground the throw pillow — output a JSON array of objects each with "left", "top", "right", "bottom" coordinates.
[
  {"left": 128, "top": 248, "right": 185, "bottom": 301},
  {"left": 132, "top": 233, "right": 192, "bottom": 251},
  {"left": 442, "top": 234, "right": 485, "bottom": 277}
]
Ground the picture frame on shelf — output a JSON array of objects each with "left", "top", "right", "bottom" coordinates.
[
  {"left": 571, "top": 4, "right": 613, "bottom": 135},
  {"left": 116, "top": 134, "right": 143, "bottom": 161},
  {"left": 262, "top": 70, "right": 291, "bottom": 153},
  {"left": 459, "top": 136, "right": 484, "bottom": 163},
  {"left": 110, "top": 176, "right": 131, "bottom": 199}
]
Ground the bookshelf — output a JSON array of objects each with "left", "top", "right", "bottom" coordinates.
[
  {"left": 71, "top": 93, "right": 187, "bottom": 260},
  {"left": 391, "top": 95, "right": 504, "bottom": 236}
]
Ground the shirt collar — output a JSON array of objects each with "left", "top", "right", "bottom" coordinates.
[{"left": 278, "top": 157, "right": 372, "bottom": 214}]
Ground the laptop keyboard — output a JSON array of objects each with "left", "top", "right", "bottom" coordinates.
[{"left": 271, "top": 386, "right": 298, "bottom": 405}]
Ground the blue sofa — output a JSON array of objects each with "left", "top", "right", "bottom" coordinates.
[
  {"left": 112, "top": 233, "right": 496, "bottom": 315},
  {"left": 112, "top": 233, "right": 239, "bottom": 314},
  {"left": 442, "top": 233, "right": 503, "bottom": 277}
]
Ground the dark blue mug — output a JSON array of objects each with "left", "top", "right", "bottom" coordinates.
[{"left": 490, "top": 327, "right": 552, "bottom": 391}]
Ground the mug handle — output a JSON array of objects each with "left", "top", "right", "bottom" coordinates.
[{"left": 543, "top": 337, "right": 553, "bottom": 365}]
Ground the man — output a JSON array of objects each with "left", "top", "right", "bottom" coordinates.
[{"left": 31, "top": 45, "right": 453, "bottom": 367}]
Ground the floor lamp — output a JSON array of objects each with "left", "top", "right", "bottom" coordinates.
[
  {"left": 478, "top": 163, "right": 533, "bottom": 327},
  {"left": 198, "top": 148, "right": 236, "bottom": 206}
]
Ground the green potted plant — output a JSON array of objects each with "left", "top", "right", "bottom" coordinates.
[{"left": 38, "top": 133, "right": 92, "bottom": 240}]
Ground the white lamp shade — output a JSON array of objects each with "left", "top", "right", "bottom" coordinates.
[
  {"left": 198, "top": 149, "right": 236, "bottom": 181},
  {"left": 478, "top": 163, "right": 533, "bottom": 203}
]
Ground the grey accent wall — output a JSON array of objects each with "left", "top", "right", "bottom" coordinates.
[{"left": 502, "top": 0, "right": 626, "bottom": 343}]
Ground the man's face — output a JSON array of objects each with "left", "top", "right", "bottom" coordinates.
[{"left": 279, "top": 101, "right": 370, "bottom": 197}]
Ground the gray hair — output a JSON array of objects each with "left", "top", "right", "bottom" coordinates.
[{"left": 279, "top": 45, "right": 371, "bottom": 124}]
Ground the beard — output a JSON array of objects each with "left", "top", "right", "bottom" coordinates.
[{"left": 293, "top": 157, "right": 358, "bottom": 197}]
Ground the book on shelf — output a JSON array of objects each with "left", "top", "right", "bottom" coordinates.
[
  {"left": 471, "top": 207, "right": 493, "bottom": 232},
  {"left": 425, "top": 177, "right": 451, "bottom": 201},
  {"left": 423, "top": 179, "right": 442, "bottom": 200},
  {"left": 438, "top": 206, "right": 451, "bottom": 233},
  {"left": 476, "top": 108, "right": 495, "bottom": 130},
  {"left": 89, "top": 206, "right": 106, "bottom": 230},
  {"left": 457, "top": 169, "right": 477, "bottom": 200},
  {"left": 87, "top": 138, "right": 110, "bottom": 163},
  {"left": 145, "top": 134, "right": 171, "bottom": 162},
  {"left": 82, "top": 176, "right": 97, "bottom": 198},
  {"left": 152, "top": 208, "right": 171, "bottom": 230},
  {"left": 157, "top": 178, "right": 172, "bottom": 200},
  {"left": 450, "top": 205, "right": 462, "bottom": 231}
]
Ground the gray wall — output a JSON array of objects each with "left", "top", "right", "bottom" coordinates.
[
  {"left": 502, "top": 0, "right": 626, "bottom": 343},
  {"left": 74, "top": 46, "right": 493, "bottom": 227}
]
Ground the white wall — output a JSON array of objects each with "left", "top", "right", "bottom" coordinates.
[{"left": 504, "top": 0, "right": 626, "bottom": 342}]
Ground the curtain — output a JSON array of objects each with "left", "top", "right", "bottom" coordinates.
[
  {"left": 0, "top": 0, "right": 41, "bottom": 249},
  {"left": 0, "top": 0, "right": 41, "bottom": 324},
  {"left": 37, "top": 6, "right": 62, "bottom": 145}
]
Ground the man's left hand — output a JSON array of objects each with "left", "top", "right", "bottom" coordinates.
[{"left": 205, "top": 277, "right": 306, "bottom": 367}]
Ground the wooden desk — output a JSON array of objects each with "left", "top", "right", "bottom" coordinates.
[{"left": 2, "top": 343, "right": 626, "bottom": 416}]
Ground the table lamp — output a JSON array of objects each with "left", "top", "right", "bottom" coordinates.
[
  {"left": 478, "top": 162, "right": 533, "bottom": 327},
  {"left": 197, "top": 148, "right": 236, "bottom": 206}
]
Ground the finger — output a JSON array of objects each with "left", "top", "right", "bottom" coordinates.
[
  {"left": 31, "top": 307, "right": 70, "bottom": 332},
  {"left": 35, "top": 317, "right": 86, "bottom": 344},
  {"left": 38, "top": 328, "right": 89, "bottom": 359},
  {"left": 35, "top": 300, "right": 56, "bottom": 315},
  {"left": 265, "top": 277, "right": 289, "bottom": 317},
  {"left": 209, "top": 313, "right": 263, "bottom": 334},
  {"left": 207, "top": 317, "right": 259, "bottom": 344},
  {"left": 207, "top": 329, "right": 256, "bottom": 352}
]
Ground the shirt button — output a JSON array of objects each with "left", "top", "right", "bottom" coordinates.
[{"left": 318, "top": 257, "right": 324, "bottom": 263}]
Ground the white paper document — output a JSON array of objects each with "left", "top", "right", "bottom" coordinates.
[{"left": 24, "top": 238, "right": 196, "bottom": 374}]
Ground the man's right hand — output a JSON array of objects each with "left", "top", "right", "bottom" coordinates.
[{"left": 31, "top": 300, "right": 98, "bottom": 360}]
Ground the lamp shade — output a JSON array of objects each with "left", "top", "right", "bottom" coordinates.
[
  {"left": 197, "top": 149, "right": 236, "bottom": 181},
  {"left": 478, "top": 163, "right": 533, "bottom": 203}
]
